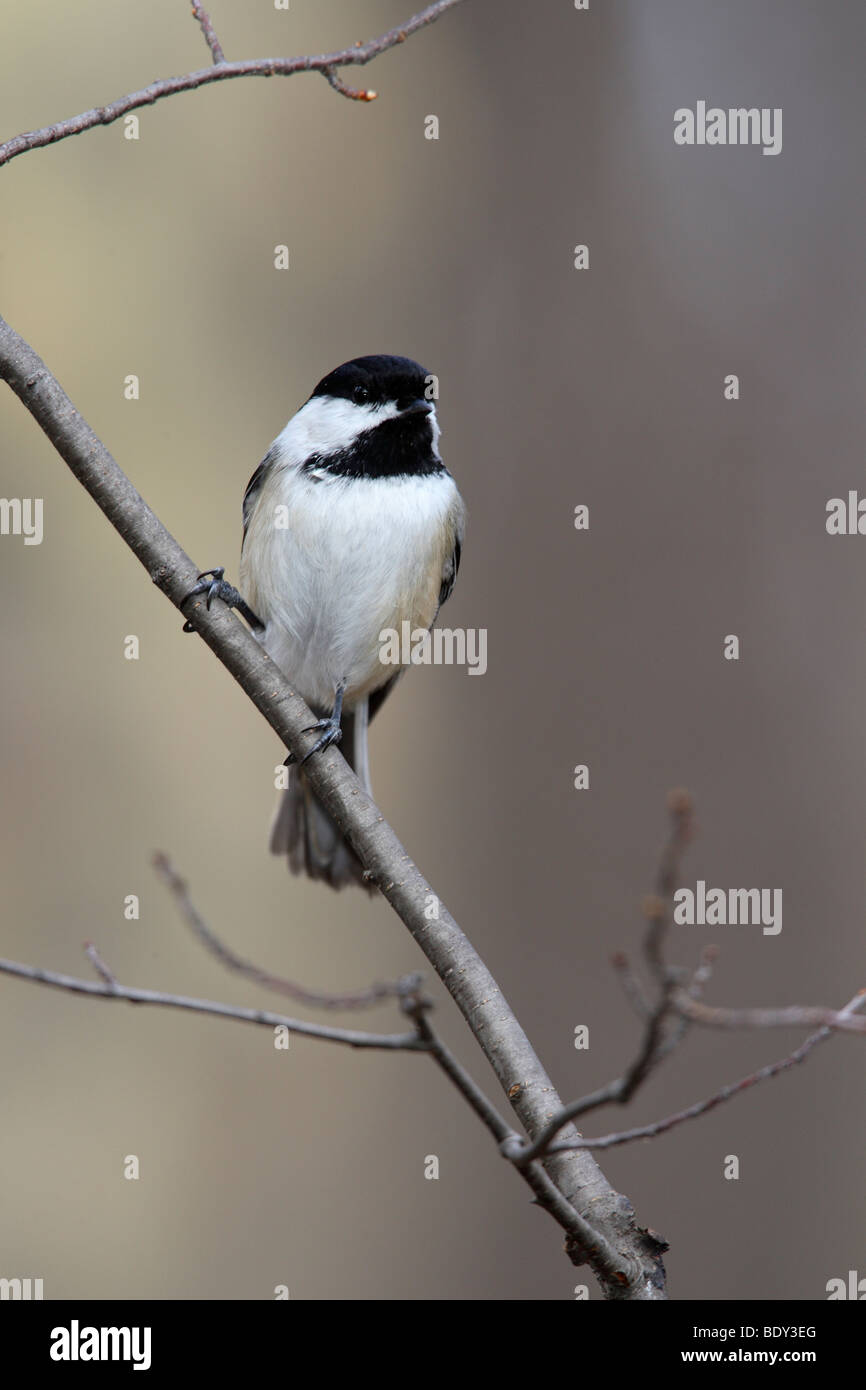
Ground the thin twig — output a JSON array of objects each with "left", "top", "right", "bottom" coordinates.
[
  {"left": 543, "top": 991, "right": 866, "bottom": 1153},
  {"left": 401, "top": 989, "right": 516, "bottom": 1147},
  {"left": 409, "top": 985, "right": 633, "bottom": 1273},
  {"left": 0, "top": 956, "right": 426, "bottom": 1050},
  {"left": 506, "top": 800, "right": 864, "bottom": 1170},
  {"left": 504, "top": 996, "right": 680, "bottom": 1166},
  {"left": 190, "top": 3, "right": 226, "bottom": 65},
  {"left": 644, "top": 948, "right": 719, "bottom": 1067},
  {"left": 83, "top": 941, "right": 118, "bottom": 988},
  {"left": 154, "top": 846, "right": 611, "bottom": 1262},
  {"left": 322, "top": 67, "right": 377, "bottom": 102},
  {"left": 152, "top": 851, "right": 413, "bottom": 1010},
  {"left": 611, "top": 950, "right": 651, "bottom": 1019},
  {"left": 643, "top": 786, "right": 694, "bottom": 985},
  {"left": 674, "top": 991, "right": 866, "bottom": 1035},
  {"left": 402, "top": 955, "right": 631, "bottom": 1275},
  {"left": 0, "top": 1, "right": 464, "bottom": 167},
  {"left": 686, "top": 943, "right": 719, "bottom": 998}
]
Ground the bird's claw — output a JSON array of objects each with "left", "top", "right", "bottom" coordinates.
[
  {"left": 182, "top": 567, "right": 261, "bottom": 632},
  {"left": 283, "top": 681, "right": 346, "bottom": 766},
  {"left": 299, "top": 716, "right": 343, "bottom": 765}
]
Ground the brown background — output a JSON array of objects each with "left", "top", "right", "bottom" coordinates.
[{"left": 1, "top": 0, "right": 863, "bottom": 1300}]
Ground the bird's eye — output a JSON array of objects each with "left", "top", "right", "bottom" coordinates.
[{"left": 353, "top": 383, "right": 370, "bottom": 404}]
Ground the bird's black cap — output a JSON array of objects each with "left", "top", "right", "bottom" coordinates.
[{"left": 310, "top": 355, "right": 432, "bottom": 412}]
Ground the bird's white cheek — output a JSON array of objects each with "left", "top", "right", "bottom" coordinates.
[{"left": 273, "top": 395, "right": 401, "bottom": 463}]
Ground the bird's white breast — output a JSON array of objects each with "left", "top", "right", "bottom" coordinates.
[{"left": 240, "top": 463, "right": 462, "bottom": 712}]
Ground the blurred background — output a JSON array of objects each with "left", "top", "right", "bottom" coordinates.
[{"left": 1, "top": 0, "right": 864, "bottom": 1301}]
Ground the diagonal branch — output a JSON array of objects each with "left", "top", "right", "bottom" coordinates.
[
  {"left": 0, "top": 312, "right": 665, "bottom": 1300},
  {"left": 3, "top": 897, "right": 615, "bottom": 1265},
  {"left": 150, "top": 847, "right": 615, "bottom": 1261},
  {"left": 511, "top": 988, "right": 866, "bottom": 1163},
  {"left": 0, "top": 1, "right": 465, "bottom": 167},
  {"left": 400, "top": 988, "right": 517, "bottom": 1148}
]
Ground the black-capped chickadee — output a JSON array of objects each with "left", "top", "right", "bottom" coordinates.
[{"left": 186, "top": 355, "right": 465, "bottom": 889}]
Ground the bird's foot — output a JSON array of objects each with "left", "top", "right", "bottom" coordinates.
[
  {"left": 286, "top": 681, "right": 347, "bottom": 766},
  {"left": 182, "top": 567, "right": 262, "bottom": 632},
  {"left": 298, "top": 715, "right": 344, "bottom": 765}
]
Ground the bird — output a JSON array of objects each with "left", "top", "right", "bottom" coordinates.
[{"left": 185, "top": 354, "right": 465, "bottom": 889}]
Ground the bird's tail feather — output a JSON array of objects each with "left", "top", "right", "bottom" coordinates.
[{"left": 269, "top": 700, "right": 374, "bottom": 891}]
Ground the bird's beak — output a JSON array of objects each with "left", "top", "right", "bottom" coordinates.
[{"left": 401, "top": 398, "right": 434, "bottom": 417}]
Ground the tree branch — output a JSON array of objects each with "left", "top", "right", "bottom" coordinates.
[
  {"left": 543, "top": 990, "right": 866, "bottom": 1153},
  {"left": 190, "top": 3, "right": 226, "bottom": 65},
  {"left": 503, "top": 788, "right": 865, "bottom": 1169},
  {"left": 1, "top": 890, "right": 624, "bottom": 1273},
  {"left": 154, "top": 847, "right": 624, "bottom": 1264},
  {"left": 0, "top": 312, "right": 665, "bottom": 1299},
  {"left": 0, "top": 1, "right": 464, "bottom": 167},
  {"left": 674, "top": 993, "right": 866, "bottom": 1035},
  {"left": 0, "top": 956, "right": 425, "bottom": 1050},
  {"left": 321, "top": 67, "right": 378, "bottom": 103},
  {"left": 152, "top": 851, "right": 413, "bottom": 1011}
]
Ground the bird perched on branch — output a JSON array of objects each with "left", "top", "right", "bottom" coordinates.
[{"left": 186, "top": 354, "right": 465, "bottom": 889}]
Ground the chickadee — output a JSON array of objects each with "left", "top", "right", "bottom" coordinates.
[{"left": 186, "top": 355, "right": 466, "bottom": 890}]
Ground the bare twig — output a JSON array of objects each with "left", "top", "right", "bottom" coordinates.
[
  {"left": 0, "top": 1, "right": 464, "bottom": 167},
  {"left": 543, "top": 990, "right": 866, "bottom": 1153},
  {"left": 686, "top": 943, "right": 720, "bottom": 998},
  {"left": 152, "top": 851, "right": 412, "bottom": 1010},
  {"left": 505, "top": 792, "right": 865, "bottom": 1171},
  {"left": 618, "top": 978, "right": 680, "bottom": 1102},
  {"left": 396, "top": 990, "right": 632, "bottom": 1274},
  {"left": 0, "top": 956, "right": 426, "bottom": 1050},
  {"left": 148, "top": 849, "right": 625, "bottom": 1271},
  {"left": 644, "top": 946, "right": 720, "bottom": 1067},
  {"left": 190, "top": 3, "right": 226, "bottom": 65},
  {"left": 611, "top": 950, "right": 651, "bottom": 1019},
  {"left": 505, "top": 998, "right": 680, "bottom": 1168},
  {"left": 564, "top": 793, "right": 700, "bottom": 1134},
  {"left": 643, "top": 786, "right": 694, "bottom": 984},
  {"left": 322, "top": 67, "right": 377, "bottom": 103},
  {"left": 400, "top": 988, "right": 515, "bottom": 1146},
  {"left": 157, "top": 854, "right": 521, "bottom": 1146},
  {"left": 674, "top": 992, "right": 866, "bottom": 1036},
  {"left": 153, "top": 844, "right": 622, "bottom": 1265},
  {"left": 83, "top": 941, "right": 118, "bottom": 988}
]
